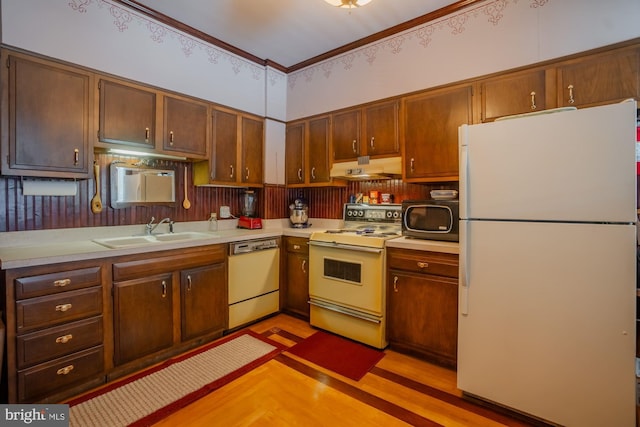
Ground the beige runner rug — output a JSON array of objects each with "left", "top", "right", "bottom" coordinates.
[{"left": 68, "top": 330, "right": 285, "bottom": 427}]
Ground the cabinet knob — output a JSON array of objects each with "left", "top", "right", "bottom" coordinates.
[
  {"left": 293, "top": 244, "right": 301, "bottom": 250},
  {"left": 55, "top": 303, "right": 72, "bottom": 312},
  {"left": 352, "top": 139, "right": 357, "bottom": 154},
  {"left": 370, "top": 137, "right": 375, "bottom": 150},
  {"left": 55, "top": 334, "right": 73, "bottom": 344},
  {"left": 393, "top": 276, "right": 399, "bottom": 292},
  {"left": 145, "top": 127, "right": 150, "bottom": 142},
  {"left": 53, "top": 278, "right": 71, "bottom": 287},
  {"left": 229, "top": 165, "right": 234, "bottom": 178},
  {"left": 297, "top": 168, "right": 303, "bottom": 181},
  {"left": 73, "top": 148, "right": 79, "bottom": 166},
  {"left": 410, "top": 158, "right": 415, "bottom": 174},
  {"left": 169, "top": 131, "right": 175, "bottom": 145},
  {"left": 187, "top": 274, "right": 192, "bottom": 291},
  {"left": 56, "top": 365, "right": 74, "bottom": 376},
  {"left": 161, "top": 280, "right": 167, "bottom": 298},
  {"left": 311, "top": 167, "right": 316, "bottom": 180},
  {"left": 417, "top": 261, "right": 429, "bottom": 269},
  {"left": 301, "top": 259, "right": 307, "bottom": 274},
  {"left": 245, "top": 167, "right": 250, "bottom": 180}
]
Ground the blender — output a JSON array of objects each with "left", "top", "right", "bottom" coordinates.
[{"left": 237, "top": 190, "right": 262, "bottom": 229}]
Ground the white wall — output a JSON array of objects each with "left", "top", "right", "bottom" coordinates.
[
  {"left": 0, "top": 0, "right": 278, "bottom": 118},
  {"left": 286, "top": 0, "right": 640, "bottom": 120}
]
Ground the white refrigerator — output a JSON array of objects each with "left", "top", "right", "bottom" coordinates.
[{"left": 458, "top": 100, "right": 638, "bottom": 427}]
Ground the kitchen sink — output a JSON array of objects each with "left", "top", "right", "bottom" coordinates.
[{"left": 93, "top": 232, "right": 217, "bottom": 249}]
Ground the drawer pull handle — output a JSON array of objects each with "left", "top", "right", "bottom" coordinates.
[
  {"left": 293, "top": 244, "right": 301, "bottom": 250},
  {"left": 53, "top": 279, "right": 71, "bottom": 287},
  {"left": 57, "top": 365, "right": 74, "bottom": 376},
  {"left": 417, "top": 262, "right": 429, "bottom": 269},
  {"left": 55, "top": 303, "right": 72, "bottom": 312},
  {"left": 56, "top": 334, "right": 73, "bottom": 344}
]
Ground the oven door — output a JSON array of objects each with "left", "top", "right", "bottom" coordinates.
[{"left": 308, "top": 240, "right": 384, "bottom": 315}]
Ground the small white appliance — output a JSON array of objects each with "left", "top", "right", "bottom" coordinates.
[{"left": 457, "top": 100, "right": 637, "bottom": 426}]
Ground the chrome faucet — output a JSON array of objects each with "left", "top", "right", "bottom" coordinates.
[{"left": 146, "top": 216, "right": 174, "bottom": 235}]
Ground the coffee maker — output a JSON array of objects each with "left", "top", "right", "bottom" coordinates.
[
  {"left": 289, "top": 198, "right": 309, "bottom": 228},
  {"left": 237, "top": 190, "right": 262, "bottom": 229}
]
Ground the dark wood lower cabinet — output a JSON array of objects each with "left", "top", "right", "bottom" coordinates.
[
  {"left": 181, "top": 263, "right": 227, "bottom": 341},
  {"left": 283, "top": 237, "right": 309, "bottom": 320},
  {"left": 387, "top": 248, "right": 459, "bottom": 368},
  {"left": 113, "top": 273, "right": 174, "bottom": 365}
]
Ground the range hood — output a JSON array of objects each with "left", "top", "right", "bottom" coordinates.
[{"left": 330, "top": 156, "right": 402, "bottom": 180}]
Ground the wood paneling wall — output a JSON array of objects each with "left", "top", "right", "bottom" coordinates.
[{"left": 0, "top": 154, "right": 457, "bottom": 232}]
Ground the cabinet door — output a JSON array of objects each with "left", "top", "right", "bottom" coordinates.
[
  {"left": 364, "top": 100, "right": 399, "bottom": 156},
  {"left": 181, "top": 263, "right": 227, "bottom": 341},
  {"left": 557, "top": 47, "right": 640, "bottom": 108},
  {"left": 285, "top": 122, "right": 305, "bottom": 185},
  {"left": 211, "top": 108, "right": 238, "bottom": 184},
  {"left": 480, "top": 69, "right": 546, "bottom": 122},
  {"left": 285, "top": 252, "right": 309, "bottom": 319},
  {"left": 3, "top": 54, "right": 91, "bottom": 177},
  {"left": 99, "top": 79, "right": 155, "bottom": 148},
  {"left": 163, "top": 95, "right": 208, "bottom": 157},
  {"left": 403, "top": 85, "right": 472, "bottom": 181},
  {"left": 332, "top": 109, "right": 361, "bottom": 161},
  {"left": 308, "top": 116, "right": 331, "bottom": 183},
  {"left": 388, "top": 270, "right": 458, "bottom": 366},
  {"left": 241, "top": 116, "right": 264, "bottom": 185},
  {"left": 113, "top": 274, "right": 174, "bottom": 365}
]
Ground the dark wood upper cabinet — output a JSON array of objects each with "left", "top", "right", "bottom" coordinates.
[
  {"left": 364, "top": 100, "right": 400, "bottom": 156},
  {"left": 556, "top": 46, "right": 640, "bottom": 108},
  {"left": 99, "top": 79, "right": 156, "bottom": 148},
  {"left": 403, "top": 85, "right": 472, "bottom": 182},
  {"left": 480, "top": 69, "right": 547, "bottom": 122},
  {"left": 332, "top": 109, "right": 361, "bottom": 161},
  {"left": 163, "top": 95, "right": 209, "bottom": 157},
  {"left": 194, "top": 107, "right": 264, "bottom": 187},
  {"left": 285, "top": 121, "right": 305, "bottom": 185},
  {"left": 241, "top": 116, "right": 264, "bottom": 185},
  {"left": 1, "top": 50, "right": 93, "bottom": 178},
  {"left": 307, "top": 116, "right": 331, "bottom": 183},
  {"left": 210, "top": 108, "right": 238, "bottom": 184}
]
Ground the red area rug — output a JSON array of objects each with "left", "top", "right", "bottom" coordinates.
[
  {"left": 68, "top": 330, "right": 286, "bottom": 427},
  {"left": 287, "top": 331, "right": 385, "bottom": 381}
]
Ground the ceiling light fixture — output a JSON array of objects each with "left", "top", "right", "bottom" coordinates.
[{"left": 324, "top": 0, "right": 373, "bottom": 9}]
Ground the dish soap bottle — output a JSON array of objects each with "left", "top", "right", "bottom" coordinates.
[{"left": 208, "top": 212, "right": 218, "bottom": 232}]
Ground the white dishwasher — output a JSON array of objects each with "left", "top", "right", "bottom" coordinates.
[{"left": 228, "top": 238, "right": 280, "bottom": 329}]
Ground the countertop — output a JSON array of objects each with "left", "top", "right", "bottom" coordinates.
[{"left": 0, "top": 218, "right": 458, "bottom": 269}]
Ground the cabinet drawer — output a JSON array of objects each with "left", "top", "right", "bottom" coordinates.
[
  {"left": 18, "top": 346, "right": 104, "bottom": 402},
  {"left": 16, "top": 287, "right": 103, "bottom": 333},
  {"left": 17, "top": 316, "right": 103, "bottom": 369},
  {"left": 286, "top": 237, "right": 309, "bottom": 254},
  {"left": 15, "top": 266, "right": 101, "bottom": 299},
  {"left": 387, "top": 249, "right": 459, "bottom": 278}
]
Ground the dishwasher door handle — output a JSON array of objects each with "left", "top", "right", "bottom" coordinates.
[{"left": 308, "top": 240, "right": 383, "bottom": 254}]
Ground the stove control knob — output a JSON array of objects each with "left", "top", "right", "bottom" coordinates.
[
  {"left": 386, "top": 211, "right": 392, "bottom": 218},
  {"left": 358, "top": 210, "right": 364, "bottom": 216},
  {"left": 393, "top": 211, "right": 400, "bottom": 218}
]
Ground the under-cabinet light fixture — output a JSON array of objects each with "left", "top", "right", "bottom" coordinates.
[{"left": 107, "top": 148, "right": 187, "bottom": 161}]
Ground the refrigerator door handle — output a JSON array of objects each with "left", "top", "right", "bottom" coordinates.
[
  {"left": 458, "top": 125, "right": 469, "bottom": 220},
  {"left": 459, "top": 219, "right": 469, "bottom": 315}
]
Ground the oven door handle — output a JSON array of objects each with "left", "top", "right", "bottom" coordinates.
[
  {"left": 309, "top": 299, "right": 382, "bottom": 324},
  {"left": 308, "top": 240, "right": 383, "bottom": 254}
]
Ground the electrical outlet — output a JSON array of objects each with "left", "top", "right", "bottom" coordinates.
[{"left": 220, "top": 206, "right": 231, "bottom": 218}]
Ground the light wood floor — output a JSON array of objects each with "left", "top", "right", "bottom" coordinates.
[{"left": 149, "top": 314, "right": 545, "bottom": 427}]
